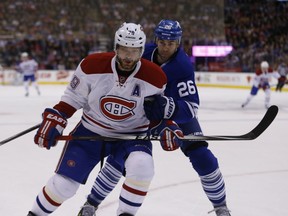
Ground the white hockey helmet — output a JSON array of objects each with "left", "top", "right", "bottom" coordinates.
[
  {"left": 21, "top": 52, "right": 28, "bottom": 58},
  {"left": 114, "top": 22, "right": 146, "bottom": 56},
  {"left": 261, "top": 61, "right": 269, "bottom": 69}
]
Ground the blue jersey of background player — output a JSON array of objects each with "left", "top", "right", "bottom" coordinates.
[{"left": 78, "top": 20, "right": 232, "bottom": 216}]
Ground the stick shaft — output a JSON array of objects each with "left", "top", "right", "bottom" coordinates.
[
  {"left": 0, "top": 105, "right": 278, "bottom": 145},
  {"left": 56, "top": 105, "right": 278, "bottom": 142},
  {"left": 0, "top": 124, "right": 40, "bottom": 146}
]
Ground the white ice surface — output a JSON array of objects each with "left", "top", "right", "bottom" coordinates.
[{"left": 0, "top": 85, "right": 287, "bottom": 216}]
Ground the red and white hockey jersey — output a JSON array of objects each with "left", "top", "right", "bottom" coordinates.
[
  {"left": 19, "top": 59, "right": 38, "bottom": 76},
  {"left": 253, "top": 67, "right": 280, "bottom": 87},
  {"left": 55, "top": 52, "right": 167, "bottom": 137}
]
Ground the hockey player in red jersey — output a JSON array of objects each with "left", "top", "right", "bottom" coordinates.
[
  {"left": 27, "top": 22, "right": 183, "bottom": 216},
  {"left": 242, "top": 61, "right": 280, "bottom": 109}
]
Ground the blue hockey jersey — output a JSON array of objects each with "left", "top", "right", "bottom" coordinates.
[{"left": 143, "top": 43, "right": 200, "bottom": 125}]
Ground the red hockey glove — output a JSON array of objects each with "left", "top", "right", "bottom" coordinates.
[
  {"left": 150, "top": 120, "right": 184, "bottom": 151},
  {"left": 34, "top": 108, "right": 67, "bottom": 149}
]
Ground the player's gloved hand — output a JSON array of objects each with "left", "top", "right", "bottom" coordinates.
[
  {"left": 150, "top": 120, "right": 184, "bottom": 151},
  {"left": 34, "top": 108, "right": 67, "bottom": 150},
  {"left": 144, "top": 95, "right": 177, "bottom": 120}
]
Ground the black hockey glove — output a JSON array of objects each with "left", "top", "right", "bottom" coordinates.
[{"left": 144, "top": 95, "right": 177, "bottom": 121}]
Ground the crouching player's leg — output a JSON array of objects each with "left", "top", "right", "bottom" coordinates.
[
  {"left": 79, "top": 141, "right": 154, "bottom": 216},
  {"left": 28, "top": 174, "right": 80, "bottom": 216},
  {"left": 78, "top": 155, "right": 124, "bottom": 215},
  {"left": 117, "top": 142, "right": 154, "bottom": 216},
  {"left": 180, "top": 120, "right": 231, "bottom": 216},
  {"left": 30, "top": 123, "right": 110, "bottom": 216},
  {"left": 79, "top": 120, "right": 181, "bottom": 215}
]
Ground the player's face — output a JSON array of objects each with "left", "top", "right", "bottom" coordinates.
[
  {"left": 21, "top": 56, "right": 28, "bottom": 61},
  {"left": 156, "top": 39, "right": 179, "bottom": 63},
  {"left": 116, "top": 46, "right": 142, "bottom": 71}
]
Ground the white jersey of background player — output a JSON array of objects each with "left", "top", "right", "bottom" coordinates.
[
  {"left": 242, "top": 61, "right": 280, "bottom": 109},
  {"left": 18, "top": 52, "right": 40, "bottom": 96}
]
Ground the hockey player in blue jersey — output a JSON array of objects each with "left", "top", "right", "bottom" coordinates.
[{"left": 78, "top": 20, "right": 231, "bottom": 216}]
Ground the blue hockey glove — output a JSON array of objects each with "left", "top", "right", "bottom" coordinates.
[
  {"left": 144, "top": 95, "right": 177, "bottom": 120},
  {"left": 150, "top": 120, "right": 184, "bottom": 151},
  {"left": 34, "top": 108, "right": 67, "bottom": 150}
]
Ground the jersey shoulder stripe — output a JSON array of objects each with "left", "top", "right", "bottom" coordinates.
[
  {"left": 256, "top": 68, "right": 273, "bottom": 75},
  {"left": 136, "top": 58, "right": 167, "bottom": 89},
  {"left": 79, "top": 52, "right": 167, "bottom": 89},
  {"left": 80, "top": 52, "right": 114, "bottom": 75}
]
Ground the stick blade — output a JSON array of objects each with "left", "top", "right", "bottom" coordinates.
[
  {"left": 243, "top": 105, "right": 278, "bottom": 139},
  {"left": 178, "top": 105, "right": 278, "bottom": 141}
]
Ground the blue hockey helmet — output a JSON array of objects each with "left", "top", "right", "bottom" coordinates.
[{"left": 154, "top": 19, "right": 182, "bottom": 42}]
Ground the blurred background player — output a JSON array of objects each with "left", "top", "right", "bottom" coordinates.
[
  {"left": 17, "top": 52, "right": 40, "bottom": 97},
  {"left": 241, "top": 61, "right": 280, "bottom": 109},
  {"left": 78, "top": 19, "right": 232, "bottom": 216},
  {"left": 0, "top": 63, "right": 3, "bottom": 85},
  {"left": 275, "top": 62, "right": 288, "bottom": 92}
]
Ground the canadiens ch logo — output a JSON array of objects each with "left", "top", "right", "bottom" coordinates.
[{"left": 100, "top": 96, "right": 136, "bottom": 121}]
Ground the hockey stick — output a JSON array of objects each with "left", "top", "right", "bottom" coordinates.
[
  {"left": 0, "top": 105, "right": 278, "bottom": 145},
  {"left": 0, "top": 123, "right": 40, "bottom": 146},
  {"left": 57, "top": 105, "right": 278, "bottom": 142}
]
